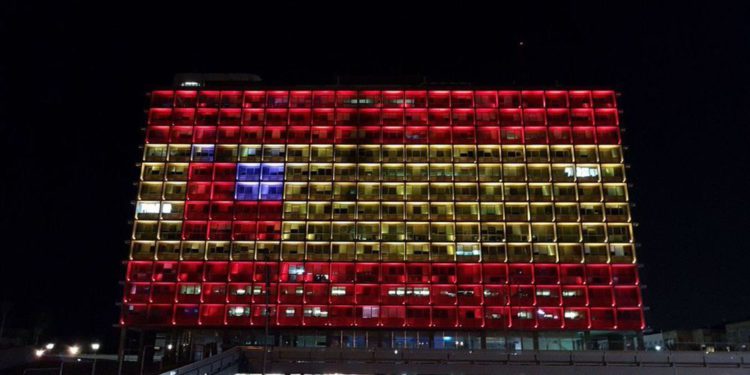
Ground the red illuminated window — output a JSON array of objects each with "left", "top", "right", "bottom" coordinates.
[
  {"left": 358, "top": 108, "right": 382, "bottom": 125},
  {"left": 313, "top": 91, "right": 335, "bottom": 107},
  {"left": 382, "top": 109, "right": 403, "bottom": 125},
  {"left": 267, "top": 91, "right": 289, "bottom": 108},
  {"left": 146, "top": 127, "right": 169, "bottom": 143},
  {"left": 266, "top": 109, "right": 288, "bottom": 126},
  {"left": 243, "top": 91, "right": 266, "bottom": 108},
  {"left": 175, "top": 91, "right": 197, "bottom": 108},
  {"left": 593, "top": 91, "right": 616, "bottom": 108},
  {"left": 428, "top": 91, "right": 450, "bottom": 107},
  {"left": 522, "top": 91, "right": 545, "bottom": 108},
  {"left": 545, "top": 91, "right": 568, "bottom": 108},
  {"left": 289, "top": 91, "right": 312, "bottom": 108},
  {"left": 405, "top": 109, "right": 428, "bottom": 125},
  {"left": 428, "top": 109, "right": 451, "bottom": 125},
  {"left": 475, "top": 91, "right": 497, "bottom": 108},
  {"left": 451, "top": 91, "right": 474, "bottom": 107},
  {"left": 217, "top": 126, "right": 240, "bottom": 143},
  {"left": 151, "top": 91, "right": 174, "bottom": 108},
  {"left": 196, "top": 108, "right": 218, "bottom": 125},
  {"left": 383, "top": 91, "right": 404, "bottom": 107},
  {"left": 570, "top": 91, "right": 592, "bottom": 108},
  {"left": 197, "top": 91, "right": 220, "bottom": 108},
  {"left": 289, "top": 109, "right": 311, "bottom": 126},
  {"left": 405, "top": 91, "right": 427, "bottom": 107},
  {"left": 335, "top": 91, "right": 357, "bottom": 108},
  {"left": 209, "top": 201, "right": 234, "bottom": 220},
  {"left": 382, "top": 127, "right": 404, "bottom": 143},
  {"left": 149, "top": 108, "right": 172, "bottom": 125},
  {"left": 477, "top": 126, "right": 500, "bottom": 144},
  {"left": 220, "top": 91, "right": 242, "bottom": 108}
]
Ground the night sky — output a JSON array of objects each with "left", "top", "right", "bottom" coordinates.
[{"left": 2, "top": 2, "right": 749, "bottom": 351}]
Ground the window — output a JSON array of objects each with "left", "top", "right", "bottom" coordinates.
[
  {"left": 304, "top": 307, "right": 328, "bottom": 318},
  {"left": 228, "top": 306, "right": 250, "bottom": 317},
  {"left": 179, "top": 284, "right": 201, "bottom": 295},
  {"left": 564, "top": 166, "right": 599, "bottom": 179},
  {"left": 191, "top": 145, "right": 214, "bottom": 161},
  {"left": 361, "top": 306, "right": 380, "bottom": 319}
]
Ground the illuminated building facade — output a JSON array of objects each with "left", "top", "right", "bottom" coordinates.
[{"left": 122, "top": 87, "right": 643, "bottom": 350}]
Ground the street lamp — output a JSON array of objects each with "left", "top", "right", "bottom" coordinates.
[
  {"left": 45, "top": 343, "right": 55, "bottom": 350},
  {"left": 35, "top": 349, "right": 45, "bottom": 358},
  {"left": 90, "top": 343, "right": 101, "bottom": 375}
]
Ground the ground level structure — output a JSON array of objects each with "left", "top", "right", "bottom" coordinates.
[{"left": 156, "top": 346, "right": 750, "bottom": 375}]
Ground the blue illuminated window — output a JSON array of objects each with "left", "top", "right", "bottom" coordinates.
[
  {"left": 237, "top": 163, "right": 261, "bottom": 181},
  {"left": 235, "top": 182, "right": 260, "bottom": 200},
  {"left": 259, "top": 182, "right": 283, "bottom": 200},
  {"left": 191, "top": 145, "right": 214, "bottom": 161},
  {"left": 261, "top": 163, "right": 285, "bottom": 181}
]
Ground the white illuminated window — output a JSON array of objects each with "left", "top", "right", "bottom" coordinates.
[
  {"left": 228, "top": 307, "right": 249, "bottom": 317},
  {"left": 137, "top": 202, "right": 173, "bottom": 215},
  {"left": 564, "top": 310, "right": 581, "bottom": 319},
  {"left": 345, "top": 98, "right": 373, "bottom": 105},
  {"left": 304, "top": 307, "right": 328, "bottom": 318},
  {"left": 388, "top": 287, "right": 432, "bottom": 297},
  {"left": 440, "top": 290, "right": 457, "bottom": 298},
  {"left": 388, "top": 287, "right": 406, "bottom": 296},
  {"left": 285, "top": 308, "right": 296, "bottom": 317},
  {"left": 516, "top": 311, "right": 533, "bottom": 319},
  {"left": 289, "top": 265, "right": 305, "bottom": 275},
  {"left": 536, "top": 309, "right": 558, "bottom": 319},
  {"left": 562, "top": 290, "right": 581, "bottom": 297},
  {"left": 331, "top": 286, "right": 347, "bottom": 296},
  {"left": 362, "top": 306, "right": 379, "bottom": 318},
  {"left": 179, "top": 285, "right": 201, "bottom": 295},
  {"left": 137, "top": 202, "right": 161, "bottom": 214},
  {"left": 536, "top": 289, "right": 552, "bottom": 297},
  {"left": 565, "top": 166, "right": 599, "bottom": 178},
  {"left": 456, "top": 244, "right": 480, "bottom": 256},
  {"left": 412, "top": 287, "right": 430, "bottom": 296}
]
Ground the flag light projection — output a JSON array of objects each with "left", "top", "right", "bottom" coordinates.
[{"left": 124, "top": 89, "right": 643, "bottom": 331}]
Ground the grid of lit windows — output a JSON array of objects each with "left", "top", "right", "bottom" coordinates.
[{"left": 123, "top": 89, "right": 643, "bottom": 331}]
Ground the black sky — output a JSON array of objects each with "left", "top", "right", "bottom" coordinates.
[{"left": 1, "top": 1, "right": 749, "bottom": 351}]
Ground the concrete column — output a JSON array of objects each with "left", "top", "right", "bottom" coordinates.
[{"left": 116, "top": 326, "right": 127, "bottom": 375}]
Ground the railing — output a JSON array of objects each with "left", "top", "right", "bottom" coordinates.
[
  {"left": 264, "top": 347, "right": 750, "bottom": 366},
  {"left": 157, "top": 347, "right": 242, "bottom": 375}
]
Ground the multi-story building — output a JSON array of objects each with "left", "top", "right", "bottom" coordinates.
[{"left": 122, "top": 84, "right": 643, "bottom": 353}]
